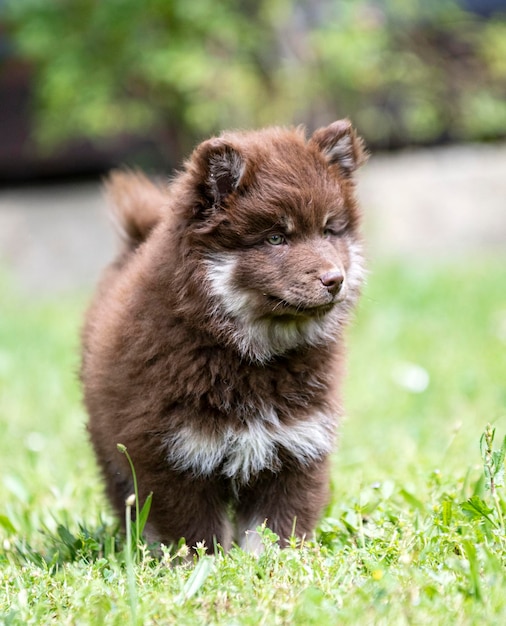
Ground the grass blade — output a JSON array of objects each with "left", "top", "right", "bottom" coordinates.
[{"left": 176, "top": 557, "right": 214, "bottom": 605}]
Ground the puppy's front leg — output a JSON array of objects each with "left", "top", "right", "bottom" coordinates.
[
  {"left": 132, "top": 468, "right": 233, "bottom": 552},
  {"left": 235, "top": 457, "right": 331, "bottom": 553}
]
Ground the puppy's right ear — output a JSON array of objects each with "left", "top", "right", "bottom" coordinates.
[
  {"left": 193, "top": 139, "right": 246, "bottom": 209},
  {"left": 310, "top": 119, "right": 368, "bottom": 176}
]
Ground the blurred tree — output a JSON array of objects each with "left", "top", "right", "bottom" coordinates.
[
  {"left": 284, "top": 0, "right": 506, "bottom": 148},
  {"left": 4, "top": 0, "right": 506, "bottom": 166},
  {"left": 4, "top": 0, "right": 286, "bottom": 163}
]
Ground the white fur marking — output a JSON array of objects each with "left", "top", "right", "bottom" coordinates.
[
  {"left": 164, "top": 410, "right": 335, "bottom": 484},
  {"left": 239, "top": 518, "right": 266, "bottom": 555},
  {"left": 205, "top": 255, "right": 251, "bottom": 318},
  {"left": 345, "top": 239, "right": 366, "bottom": 293}
]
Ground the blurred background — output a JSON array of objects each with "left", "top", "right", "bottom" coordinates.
[
  {"left": 0, "top": 0, "right": 505, "bottom": 293},
  {"left": 1, "top": 2, "right": 506, "bottom": 587}
]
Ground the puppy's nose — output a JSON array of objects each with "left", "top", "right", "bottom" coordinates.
[{"left": 320, "top": 269, "right": 344, "bottom": 295}]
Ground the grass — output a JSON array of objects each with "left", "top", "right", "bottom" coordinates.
[{"left": 1, "top": 256, "right": 506, "bottom": 625}]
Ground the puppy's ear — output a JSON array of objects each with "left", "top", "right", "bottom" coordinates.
[
  {"left": 310, "top": 119, "right": 368, "bottom": 176},
  {"left": 194, "top": 139, "right": 246, "bottom": 208}
]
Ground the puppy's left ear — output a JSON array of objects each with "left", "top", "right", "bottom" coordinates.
[
  {"left": 310, "top": 119, "right": 368, "bottom": 176},
  {"left": 194, "top": 138, "right": 246, "bottom": 208}
]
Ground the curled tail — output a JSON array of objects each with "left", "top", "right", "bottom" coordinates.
[{"left": 104, "top": 169, "right": 167, "bottom": 252}]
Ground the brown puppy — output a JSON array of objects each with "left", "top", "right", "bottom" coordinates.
[{"left": 81, "top": 120, "right": 367, "bottom": 552}]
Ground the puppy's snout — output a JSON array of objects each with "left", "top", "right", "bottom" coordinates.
[{"left": 320, "top": 269, "right": 344, "bottom": 295}]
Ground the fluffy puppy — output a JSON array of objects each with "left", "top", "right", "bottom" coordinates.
[{"left": 81, "top": 120, "right": 367, "bottom": 552}]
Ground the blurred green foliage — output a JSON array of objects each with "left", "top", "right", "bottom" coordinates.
[{"left": 5, "top": 0, "right": 506, "bottom": 159}]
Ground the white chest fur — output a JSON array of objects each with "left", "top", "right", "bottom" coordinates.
[{"left": 164, "top": 410, "right": 336, "bottom": 484}]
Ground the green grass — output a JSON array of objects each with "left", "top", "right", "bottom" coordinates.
[{"left": 1, "top": 257, "right": 506, "bottom": 625}]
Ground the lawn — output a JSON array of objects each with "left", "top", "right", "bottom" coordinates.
[{"left": 1, "top": 256, "right": 505, "bottom": 625}]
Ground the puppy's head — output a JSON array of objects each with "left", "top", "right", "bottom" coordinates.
[{"left": 177, "top": 120, "right": 367, "bottom": 362}]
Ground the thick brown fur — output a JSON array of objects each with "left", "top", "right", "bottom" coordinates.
[{"left": 81, "top": 120, "right": 367, "bottom": 552}]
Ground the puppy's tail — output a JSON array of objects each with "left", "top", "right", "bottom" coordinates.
[{"left": 104, "top": 169, "right": 166, "bottom": 251}]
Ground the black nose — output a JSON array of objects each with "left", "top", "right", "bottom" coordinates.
[{"left": 320, "top": 269, "right": 344, "bottom": 295}]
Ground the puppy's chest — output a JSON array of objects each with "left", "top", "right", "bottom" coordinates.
[
  {"left": 163, "top": 353, "right": 336, "bottom": 483},
  {"left": 183, "top": 351, "right": 323, "bottom": 414}
]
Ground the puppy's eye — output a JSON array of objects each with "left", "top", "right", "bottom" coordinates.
[
  {"left": 324, "top": 223, "right": 347, "bottom": 238},
  {"left": 266, "top": 234, "right": 286, "bottom": 246}
]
